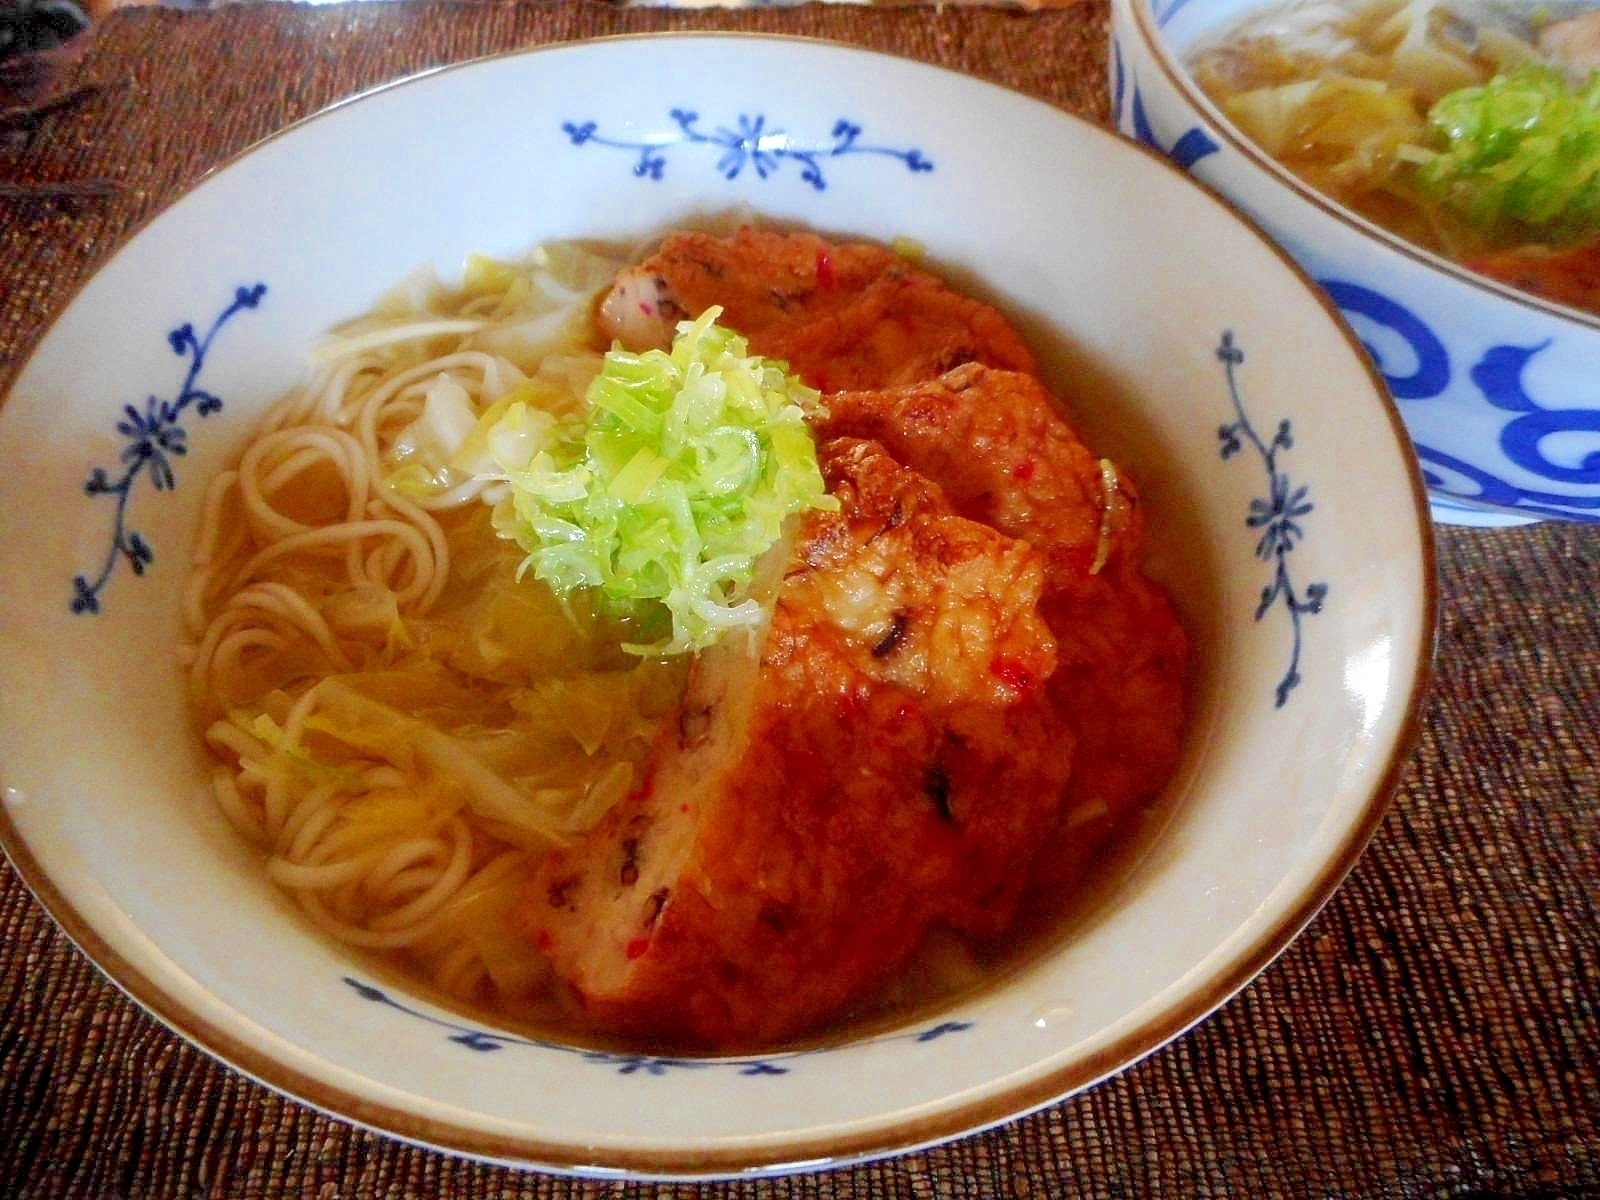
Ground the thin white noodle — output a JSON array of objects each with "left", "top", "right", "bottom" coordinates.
[
  {"left": 232, "top": 520, "right": 438, "bottom": 611},
  {"left": 377, "top": 865, "right": 442, "bottom": 898},
  {"left": 276, "top": 780, "right": 345, "bottom": 860},
  {"left": 228, "top": 582, "right": 353, "bottom": 673},
  {"left": 368, "top": 824, "right": 474, "bottom": 931},
  {"left": 308, "top": 357, "right": 384, "bottom": 427},
  {"left": 302, "top": 809, "right": 450, "bottom": 870},
  {"left": 360, "top": 833, "right": 452, "bottom": 893},
  {"left": 209, "top": 771, "right": 265, "bottom": 843},
  {"left": 203, "top": 719, "right": 267, "bottom": 765},
  {"left": 192, "top": 627, "right": 290, "bottom": 710},
  {"left": 239, "top": 430, "right": 370, "bottom": 536},
  {"left": 365, "top": 488, "right": 451, "bottom": 612},
  {"left": 310, "top": 318, "right": 487, "bottom": 363},
  {"left": 279, "top": 681, "right": 326, "bottom": 748},
  {"left": 267, "top": 853, "right": 375, "bottom": 892},
  {"left": 261, "top": 772, "right": 294, "bottom": 844},
  {"left": 252, "top": 436, "right": 362, "bottom": 513}
]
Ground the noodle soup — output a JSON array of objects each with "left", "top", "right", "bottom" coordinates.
[
  {"left": 1187, "top": 0, "right": 1600, "bottom": 314},
  {"left": 180, "top": 229, "right": 1190, "bottom": 1052}
]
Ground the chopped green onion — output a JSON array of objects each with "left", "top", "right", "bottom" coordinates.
[
  {"left": 483, "top": 308, "right": 835, "bottom": 656},
  {"left": 1415, "top": 64, "right": 1600, "bottom": 239}
]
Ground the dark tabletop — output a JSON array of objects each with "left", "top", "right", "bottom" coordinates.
[{"left": 1, "top": 2, "right": 1597, "bottom": 1196}]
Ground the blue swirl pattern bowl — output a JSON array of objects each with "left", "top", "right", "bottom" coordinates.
[{"left": 1110, "top": 0, "right": 1600, "bottom": 525}]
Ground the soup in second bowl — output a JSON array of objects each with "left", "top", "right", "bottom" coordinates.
[{"left": 1188, "top": 0, "right": 1600, "bottom": 314}]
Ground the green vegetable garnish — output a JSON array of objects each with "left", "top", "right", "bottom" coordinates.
[
  {"left": 485, "top": 307, "right": 835, "bottom": 656},
  {"left": 1416, "top": 64, "right": 1600, "bottom": 240}
]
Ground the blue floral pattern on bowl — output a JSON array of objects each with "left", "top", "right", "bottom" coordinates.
[
  {"left": 562, "top": 109, "right": 933, "bottom": 190},
  {"left": 70, "top": 284, "right": 267, "bottom": 615},
  {"left": 342, "top": 976, "right": 972, "bottom": 1077},
  {"left": 1215, "top": 331, "right": 1326, "bottom": 708}
]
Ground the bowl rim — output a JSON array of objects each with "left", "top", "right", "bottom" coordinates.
[
  {"left": 1121, "top": 0, "right": 1600, "bottom": 333},
  {"left": 0, "top": 28, "right": 1442, "bottom": 1178}
]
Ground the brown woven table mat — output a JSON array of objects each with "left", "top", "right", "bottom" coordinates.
[{"left": 2, "top": 2, "right": 1598, "bottom": 1196}]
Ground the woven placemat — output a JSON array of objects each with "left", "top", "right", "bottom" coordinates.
[{"left": 2, "top": 3, "right": 1598, "bottom": 1196}]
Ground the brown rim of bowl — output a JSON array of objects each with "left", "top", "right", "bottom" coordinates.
[
  {"left": 0, "top": 31, "right": 1442, "bottom": 1179},
  {"left": 1123, "top": 0, "right": 1600, "bottom": 333}
]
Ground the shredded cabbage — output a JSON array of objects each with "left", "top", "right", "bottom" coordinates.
[
  {"left": 482, "top": 307, "right": 836, "bottom": 656},
  {"left": 1413, "top": 65, "right": 1600, "bottom": 239}
]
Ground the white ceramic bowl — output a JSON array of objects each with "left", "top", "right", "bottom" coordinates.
[
  {"left": 1110, "top": 0, "right": 1600, "bottom": 526},
  {"left": 0, "top": 35, "right": 1434, "bottom": 1177}
]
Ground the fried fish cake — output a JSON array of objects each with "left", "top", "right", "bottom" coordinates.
[
  {"left": 820, "top": 364, "right": 1189, "bottom": 879},
  {"left": 599, "top": 226, "right": 1038, "bottom": 392},
  {"left": 522, "top": 438, "right": 1072, "bottom": 1048}
]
